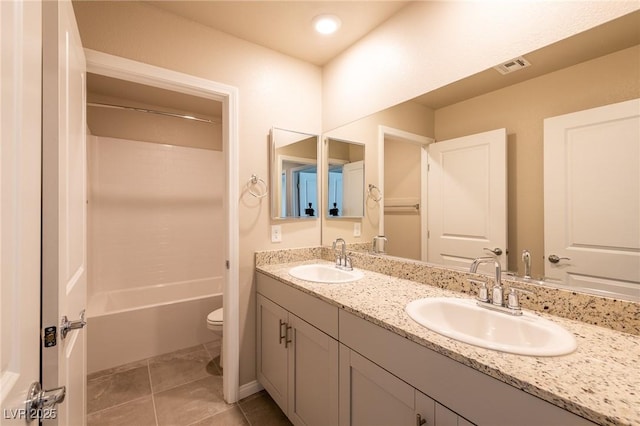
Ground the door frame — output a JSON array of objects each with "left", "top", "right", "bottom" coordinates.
[
  {"left": 83, "top": 49, "right": 240, "bottom": 403},
  {"left": 377, "top": 126, "right": 433, "bottom": 261}
]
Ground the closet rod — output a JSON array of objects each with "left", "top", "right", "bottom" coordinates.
[{"left": 87, "top": 102, "right": 218, "bottom": 124}]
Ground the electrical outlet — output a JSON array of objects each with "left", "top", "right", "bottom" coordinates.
[
  {"left": 353, "top": 222, "right": 361, "bottom": 237},
  {"left": 271, "top": 225, "right": 282, "bottom": 243}
]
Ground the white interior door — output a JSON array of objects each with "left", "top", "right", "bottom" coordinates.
[
  {"left": 427, "top": 128, "right": 507, "bottom": 269},
  {"left": 42, "top": 0, "right": 88, "bottom": 424},
  {"left": 297, "top": 170, "right": 318, "bottom": 216},
  {"left": 0, "top": 1, "right": 43, "bottom": 422},
  {"left": 342, "top": 161, "right": 364, "bottom": 217},
  {"left": 544, "top": 99, "right": 640, "bottom": 300}
]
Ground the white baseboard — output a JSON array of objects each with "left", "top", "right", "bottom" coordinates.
[{"left": 238, "top": 380, "right": 264, "bottom": 400}]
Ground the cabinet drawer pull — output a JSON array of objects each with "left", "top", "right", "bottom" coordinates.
[
  {"left": 285, "top": 325, "right": 293, "bottom": 348},
  {"left": 279, "top": 319, "right": 287, "bottom": 344},
  {"left": 417, "top": 414, "right": 427, "bottom": 426}
]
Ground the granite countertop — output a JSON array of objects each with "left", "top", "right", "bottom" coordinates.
[{"left": 256, "top": 259, "right": 640, "bottom": 426}]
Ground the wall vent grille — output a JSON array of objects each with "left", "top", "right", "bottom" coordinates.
[{"left": 494, "top": 56, "right": 531, "bottom": 75}]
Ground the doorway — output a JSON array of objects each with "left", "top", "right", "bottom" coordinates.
[
  {"left": 84, "top": 50, "right": 240, "bottom": 403},
  {"left": 378, "top": 126, "right": 433, "bottom": 261}
]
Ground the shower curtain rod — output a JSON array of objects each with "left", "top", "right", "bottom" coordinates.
[{"left": 87, "top": 102, "right": 218, "bottom": 124}]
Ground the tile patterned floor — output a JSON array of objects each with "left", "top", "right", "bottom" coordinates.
[{"left": 87, "top": 341, "right": 292, "bottom": 426}]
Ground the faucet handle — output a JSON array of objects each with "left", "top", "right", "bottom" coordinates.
[
  {"left": 344, "top": 256, "right": 353, "bottom": 271},
  {"left": 468, "top": 278, "right": 489, "bottom": 303},
  {"left": 507, "top": 287, "right": 534, "bottom": 310}
]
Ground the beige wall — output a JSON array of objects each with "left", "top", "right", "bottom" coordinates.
[
  {"left": 434, "top": 45, "right": 640, "bottom": 277},
  {"left": 384, "top": 139, "right": 421, "bottom": 260},
  {"left": 323, "top": 1, "right": 639, "bottom": 130},
  {"left": 73, "top": 1, "right": 322, "bottom": 387}
]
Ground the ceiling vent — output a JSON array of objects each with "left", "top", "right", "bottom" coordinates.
[{"left": 494, "top": 56, "right": 531, "bottom": 75}]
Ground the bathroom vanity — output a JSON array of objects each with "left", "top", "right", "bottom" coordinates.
[{"left": 255, "top": 252, "right": 639, "bottom": 426}]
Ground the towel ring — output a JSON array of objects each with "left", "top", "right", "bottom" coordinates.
[
  {"left": 368, "top": 184, "right": 382, "bottom": 202},
  {"left": 248, "top": 174, "right": 268, "bottom": 199}
]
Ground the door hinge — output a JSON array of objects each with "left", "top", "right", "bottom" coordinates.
[
  {"left": 225, "top": 260, "right": 230, "bottom": 269},
  {"left": 427, "top": 163, "right": 430, "bottom": 172}
]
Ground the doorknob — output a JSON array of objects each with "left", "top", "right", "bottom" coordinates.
[
  {"left": 483, "top": 247, "right": 503, "bottom": 256},
  {"left": 25, "top": 382, "right": 65, "bottom": 422},
  {"left": 548, "top": 254, "right": 571, "bottom": 264},
  {"left": 60, "top": 309, "right": 86, "bottom": 339}
]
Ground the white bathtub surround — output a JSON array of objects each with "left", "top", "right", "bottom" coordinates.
[
  {"left": 87, "top": 277, "right": 222, "bottom": 373},
  {"left": 88, "top": 136, "right": 224, "bottom": 294}
]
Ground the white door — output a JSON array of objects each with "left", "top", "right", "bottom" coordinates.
[
  {"left": 0, "top": 1, "right": 43, "bottom": 423},
  {"left": 427, "top": 128, "right": 507, "bottom": 269},
  {"left": 544, "top": 99, "right": 640, "bottom": 299},
  {"left": 297, "top": 170, "right": 318, "bottom": 216},
  {"left": 42, "top": 0, "right": 88, "bottom": 424},
  {"left": 342, "top": 161, "right": 364, "bottom": 217}
]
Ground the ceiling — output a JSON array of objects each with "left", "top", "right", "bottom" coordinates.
[
  {"left": 145, "top": 1, "right": 410, "bottom": 66},
  {"left": 415, "top": 10, "right": 640, "bottom": 109}
]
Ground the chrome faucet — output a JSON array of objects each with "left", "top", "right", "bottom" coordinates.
[
  {"left": 470, "top": 256, "right": 530, "bottom": 316},
  {"left": 332, "top": 238, "right": 352, "bottom": 270},
  {"left": 522, "top": 249, "right": 532, "bottom": 279},
  {"left": 470, "top": 257, "right": 503, "bottom": 307}
]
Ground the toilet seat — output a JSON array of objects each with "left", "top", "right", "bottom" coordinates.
[{"left": 207, "top": 307, "right": 223, "bottom": 332}]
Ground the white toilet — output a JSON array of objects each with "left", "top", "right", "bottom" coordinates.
[{"left": 206, "top": 307, "right": 224, "bottom": 369}]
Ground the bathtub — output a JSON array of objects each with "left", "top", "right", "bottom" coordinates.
[{"left": 87, "top": 277, "right": 222, "bottom": 374}]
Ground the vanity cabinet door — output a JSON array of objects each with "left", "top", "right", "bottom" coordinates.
[
  {"left": 435, "top": 403, "right": 476, "bottom": 426},
  {"left": 339, "top": 344, "right": 432, "bottom": 426},
  {"left": 287, "top": 313, "right": 339, "bottom": 426},
  {"left": 257, "top": 289, "right": 339, "bottom": 426},
  {"left": 257, "top": 294, "right": 289, "bottom": 413}
]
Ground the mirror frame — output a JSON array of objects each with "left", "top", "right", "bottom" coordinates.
[{"left": 269, "top": 127, "right": 320, "bottom": 220}]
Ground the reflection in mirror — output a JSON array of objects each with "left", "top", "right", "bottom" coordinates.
[
  {"left": 326, "top": 138, "right": 365, "bottom": 218},
  {"left": 270, "top": 128, "right": 319, "bottom": 219},
  {"left": 320, "top": 12, "right": 640, "bottom": 300}
]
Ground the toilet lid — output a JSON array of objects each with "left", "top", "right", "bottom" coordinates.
[{"left": 207, "top": 308, "right": 223, "bottom": 325}]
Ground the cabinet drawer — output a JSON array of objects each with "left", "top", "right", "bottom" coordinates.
[{"left": 257, "top": 272, "right": 339, "bottom": 338}]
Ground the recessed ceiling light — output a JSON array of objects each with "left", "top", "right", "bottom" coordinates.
[{"left": 313, "top": 14, "right": 341, "bottom": 35}]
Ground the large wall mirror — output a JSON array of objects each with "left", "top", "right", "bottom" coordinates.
[
  {"left": 321, "top": 12, "right": 640, "bottom": 301},
  {"left": 270, "top": 127, "right": 320, "bottom": 219},
  {"left": 326, "top": 137, "right": 365, "bottom": 218}
]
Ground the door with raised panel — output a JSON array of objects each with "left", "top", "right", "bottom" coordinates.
[
  {"left": 427, "top": 129, "right": 507, "bottom": 269},
  {"left": 42, "top": 0, "right": 88, "bottom": 423},
  {"left": 256, "top": 294, "right": 289, "bottom": 413},
  {"left": 287, "top": 314, "right": 339, "bottom": 426},
  {"left": 342, "top": 160, "right": 364, "bottom": 217},
  {"left": 544, "top": 99, "right": 640, "bottom": 299},
  {"left": 0, "top": 1, "right": 43, "bottom": 422}
]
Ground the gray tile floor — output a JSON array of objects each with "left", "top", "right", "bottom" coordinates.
[{"left": 87, "top": 341, "right": 292, "bottom": 426}]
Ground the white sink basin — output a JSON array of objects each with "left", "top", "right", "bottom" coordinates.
[
  {"left": 289, "top": 264, "right": 364, "bottom": 284},
  {"left": 405, "top": 297, "right": 577, "bottom": 356}
]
